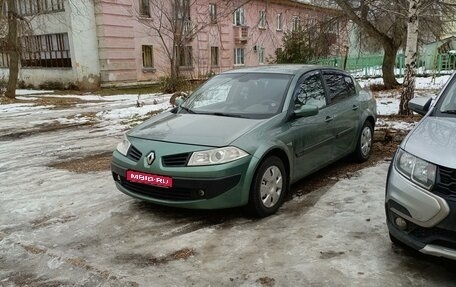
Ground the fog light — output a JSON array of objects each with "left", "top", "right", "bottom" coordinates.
[
  {"left": 395, "top": 217, "right": 407, "bottom": 230},
  {"left": 198, "top": 189, "right": 205, "bottom": 197},
  {"left": 117, "top": 174, "right": 121, "bottom": 182}
]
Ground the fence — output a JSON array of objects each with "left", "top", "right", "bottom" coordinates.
[{"left": 310, "top": 53, "right": 456, "bottom": 77}]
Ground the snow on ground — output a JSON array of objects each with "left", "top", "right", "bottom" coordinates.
[
  {"left": 15, "top": 89, "right": 54, "bottom": 95},
  {"left": 0, "top": 92, "right": 173, "bottom": 137},
  {"left": 357, "top": 74, "right": 451, "bottom": 90},
  {"left": 355, "top": 75, "right": 451, "bottom": 133}
]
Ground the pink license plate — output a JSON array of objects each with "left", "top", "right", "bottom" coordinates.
[{"left": 126, "top": 170, "right": 173, "bottom": 188}]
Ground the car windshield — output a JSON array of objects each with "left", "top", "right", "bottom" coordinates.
[
  {"left": 180, "top": 73, "right": 293, "bottom": 119},
  {"left": 438, "top": 75, "right": 456, "bottom": 116}
]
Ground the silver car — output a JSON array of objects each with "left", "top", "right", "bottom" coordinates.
[{"left": 386, "top": 73, "right": 456, "bottom": 260}]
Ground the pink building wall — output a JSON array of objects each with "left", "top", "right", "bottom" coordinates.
[{"left": 95, "top": 0, "right": 347, "bottom": 85}]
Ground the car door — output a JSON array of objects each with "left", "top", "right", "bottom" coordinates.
[
  {"left": 289, "top": 71, "right": 335, "bottom": 180},
  {"left": 322, "top": 71, "right": 361, "bottom": 159}
]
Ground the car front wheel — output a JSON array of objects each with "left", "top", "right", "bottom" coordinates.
[{"left": 246, "top": 156, "right": 287, "bottom": 217}]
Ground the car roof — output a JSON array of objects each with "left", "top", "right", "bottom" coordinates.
[{"left": 221, "top": 64, "right": 344, "bottom": 75}]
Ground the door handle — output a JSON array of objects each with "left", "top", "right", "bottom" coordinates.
[
  {"left": 325, "top": 116, "right": 334, "bottom": 123},
  {"left": 352, "top": 105, "right": 359, "bottom": 110}
]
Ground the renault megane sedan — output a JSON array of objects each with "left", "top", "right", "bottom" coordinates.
[
  {"left": 386, "top": 72, "right": 456, "bottom": 259},
  {"left": 111, "top": 65, "right": 376, "bottom": 217}
]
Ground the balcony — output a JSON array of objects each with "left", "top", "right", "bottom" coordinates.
[
  {"left": 176, "top": 20, "right": 194, "bottom": 40},
  {"left": 234, "top": 26, "right": 248, "bottom": 44}
]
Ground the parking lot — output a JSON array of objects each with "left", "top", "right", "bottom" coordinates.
[{"left": 1, "top": 87, "right": 455, "bottom": 286}]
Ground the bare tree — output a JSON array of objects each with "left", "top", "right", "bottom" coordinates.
[
  {"left": 4, "top": 0, "right": 19, "bottom": 99},
  {"left": 332, "top": 0, "right": 455, "bottom": 89},
  {"left": 399, "top": 0, "right": 420, "bottom": 115},
  {"left": 399, "top": 0, "right": 456, "bottom": 115}
]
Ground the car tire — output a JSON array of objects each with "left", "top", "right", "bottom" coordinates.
[
  {"left": 246, "top": 156, "right": 288, "bottom": 218},
  {"left": 353, "top": 120, "right": 374, "bottom": 162}
]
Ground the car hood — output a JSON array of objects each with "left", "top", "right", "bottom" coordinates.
[
  {"left": 128, "top": 112, "right": 264, "bottom": 147},
  {"left": 403, "top": 116, "right": 456, "bottom": 168}
]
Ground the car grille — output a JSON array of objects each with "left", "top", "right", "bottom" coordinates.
[
  {"left": 127, "top": 145, "right": 142, "bottom": 162},
  {"left": 118, "top": 176, "right": 198, "bottom": 201},
  {"left": 434, "top": 166, "right": 456, "bottom": 201},
  {"left": 411, "top": 226, "right": 456, "bottom": 250},
  {"left": 162, "top": 152, "right": 191, "bottom": 167}
]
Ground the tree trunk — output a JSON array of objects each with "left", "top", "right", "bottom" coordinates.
[
  {"left": 382, "top": 43, "right": 400, "bottom": 89},
  {"left": 399, "top": 0, "right": 420, "bottom": 115},
  {"left": 5, "top": 0, "right": 19, "bottom": 99}
]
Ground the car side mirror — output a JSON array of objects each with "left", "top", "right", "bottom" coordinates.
[
  {"left": 175, "top": 97, "right": 185, "bottom": 107},
  {"left": 294, "top": 105, "right": 319, "bottom": 118},
  {"left": 408, "top": 97, "right": 432, "bottom": 115}
]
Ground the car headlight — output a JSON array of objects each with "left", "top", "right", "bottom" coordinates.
[
  {"left": 187, "top": 146, "right": 249, "bottom": 166},
  {"left": 116, "top": 135, "right": 131, "bottom": 156},
  {"left": 395, "top": 149, "right": 436, "bottom": 190}
]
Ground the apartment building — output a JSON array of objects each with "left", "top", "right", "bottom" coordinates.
[
  {"left": 0, "top": 0, "right": 100, "bottom": 89},
  {"left": 0, "top": 0, "right": 346, "bottom": 89}
]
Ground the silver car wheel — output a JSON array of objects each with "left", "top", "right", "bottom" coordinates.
[
  {"left": 260, "top": 166, "right": 283, "bottom": 208},
  {"left": 360, "top": 126, "right": 372, "bottom": 157}
]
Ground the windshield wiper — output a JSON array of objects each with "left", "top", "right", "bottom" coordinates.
[
  {"left": 211, "top": 112, "right": 247, "bottom": 118},
  {"left": 180, "top": 106, "right": 196, "bottom": 114},
  {"left": 441, "top": 110, "right": 456, "bottom": 114}
]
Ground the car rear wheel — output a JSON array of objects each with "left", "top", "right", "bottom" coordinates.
[
  {"left": 353, "top": 121, "right": 373, "bottom": 162},
  {"left": 246, "top": 156, "right": 287, "bottom": 217}
]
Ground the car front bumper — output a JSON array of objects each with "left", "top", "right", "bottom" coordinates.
[
  {"left": 386, "top": 162, "right": 456, "bottom": 260},
  {"left": 111, "top": 138, "right": 260, "bottom": 209}
]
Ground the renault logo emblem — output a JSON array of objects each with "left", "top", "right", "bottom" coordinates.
[{"left": 146, "top": 152, "right": 155, "bottom": 165}]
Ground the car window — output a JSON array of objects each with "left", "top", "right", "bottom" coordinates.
[
  {"left": 323, "top": 73, "right": 356, "bottom": 105},
  {"left": 182, "top": 73, "right": 292, "bottom": 119},
  {"left": 438, "top": 76, "right": 456, "bottom": 114},
  {"left": 294, "top": 73, "right": 327, "bottom": 110}
]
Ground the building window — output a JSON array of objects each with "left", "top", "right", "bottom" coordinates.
[
  {"left": 211, "top": 46, "right": 219, "bottom": 66},
  {"left": 142, "top": 45, "right": 154, "bottom": 68},
  {"left": 21, "top": 33, "right": 71, "bottom": 68},
  {"left": 176, "top": 0, "right": 190, "bottom": 20},
  {"left": 234, "top": 48, "right": 245, "bottom": 65},
  {"left": 275, "top": 47, "right": 283, "bottom": 58},
  {"left": 179, "top": 46, "right": 193, "bottom": 67},
  {"left": 258, "top": 10, "right": 266, "bottom": 29},
  {"left": 292, "top": 16, "right": 300, "bottom": 32},
  {"left": 16, "top": 0, "right": 64, "bottom": 16},
  {"left": 258, "top": 47, "right": 265, "bottom": 64},
  {"left": 0, "top": 52, "right": 9, "bottom": 68},
  {"left": 233, "top": 7, "right": 245, "bottom": 26},
  {"left": 209, "top": 3, "right": 217, "bottom": 23},
  {"left": 276, "top": 13, "right": 282, "bottom": 31},
  {"left": 139, "top": 0, "right": 150, "bottom": 17}
]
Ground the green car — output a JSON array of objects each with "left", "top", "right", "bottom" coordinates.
[{"left": 111, "top": 65, "right": 376, "bottom": 217}]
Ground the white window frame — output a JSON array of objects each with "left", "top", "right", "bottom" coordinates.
[
  {"left": 179, "top": 45, "right": 193, "bottom": 67},
  {"left": 142, "top": 45, "right": 154, "bottom": 69},
  {"left": 233, "top": 7, "right": 245, "bottom": 26},
  {"left": 234, "top": 48, "right": 245, "bottom": 65},
  {"left": 139, "top": 0, "right": 150, "bottom": 18},
  {"left": 292, "top": 16, "right": 300, "bottom": 32},
  {"left": 209, "top": 3, "right": 217, "bottom": 23},
  {"left": 258, "top": 47, "right": 265, "bottom": 64},
  {"left": 258, "top": 10, "right": 266, "bottom": 29},
  {"left": 276, "top": 13, "right": 282, "bottom": 31},
  {"left": 211, "top": 46, "right": 219, "bottom": 66}
]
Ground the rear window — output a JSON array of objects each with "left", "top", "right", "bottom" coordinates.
[{"left": 323, "top": 73, "right": 356, "bottom": 104}]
